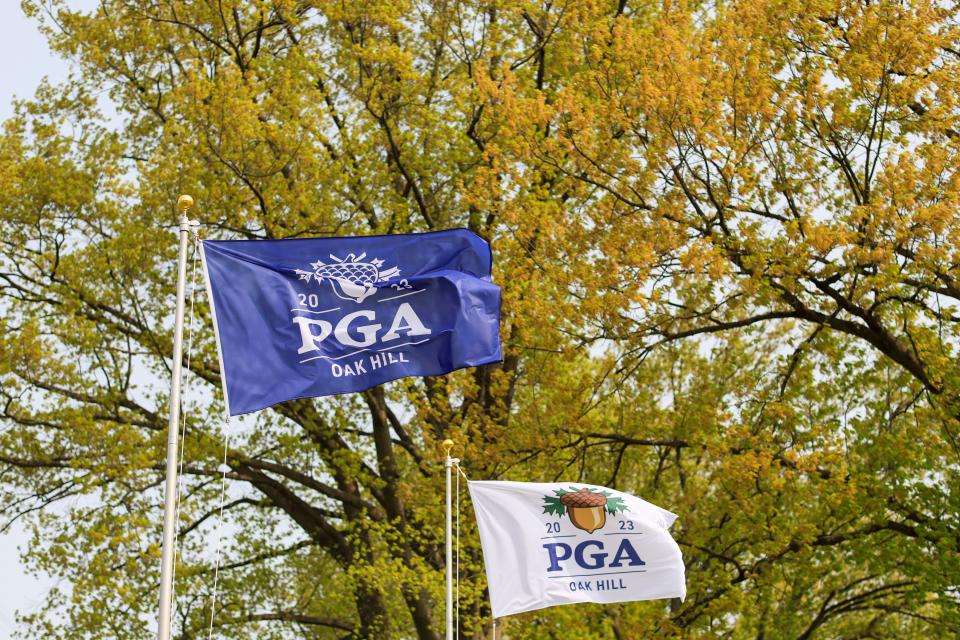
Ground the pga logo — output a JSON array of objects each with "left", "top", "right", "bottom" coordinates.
[
  {"left": 543, "top": 539, "right": 645, "bottom": 573},
  {"left": 293, "top": 303, "right": 430, "bottom": 354},
  {"left": 292, "top": 251, "right": 431, "bottom": 358},
  {"left": 541, "top": 487, "right": 646, "bottom": 573}
]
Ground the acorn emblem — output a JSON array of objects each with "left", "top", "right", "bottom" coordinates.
[
  {"left": 542, "top": 487, "right": 629, "bottom": 534},
  {"left": 296, "top": 252, "right": 400, "bottom": 304}
]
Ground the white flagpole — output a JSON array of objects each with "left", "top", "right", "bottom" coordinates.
[
  {"left": 157, "top": 195, "right": 197, "bottom": 640},
  {"left": 443, "top": 439, "right": 456, "bottom": 640}
]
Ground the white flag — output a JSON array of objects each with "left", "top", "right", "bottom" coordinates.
[{"left": 467, "top": 480, "right": 685, "bottom": 618}]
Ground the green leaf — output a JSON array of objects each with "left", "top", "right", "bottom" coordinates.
[
  {"left": 542, "top": 496, "right": 566, "bottom": 516},
  {"left": 606, "top": 496, "right": 629, "bottom": 514}
]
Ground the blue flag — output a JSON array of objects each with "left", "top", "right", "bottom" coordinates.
[{"left": 201, "top": 229, "right": 502, "bottom": 416}]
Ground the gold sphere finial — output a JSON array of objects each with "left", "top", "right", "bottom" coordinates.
[
  {"left": 177, "top": 194, "right": 194, "bottom": 212},
  {"left": 442, "top": 439, "right": 455, "bottom": 457}
]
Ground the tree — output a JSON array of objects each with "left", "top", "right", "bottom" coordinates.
[{"left": 0, "top": 0, "right": 956, "bottom": 638}]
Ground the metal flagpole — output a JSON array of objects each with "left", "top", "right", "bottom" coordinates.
[
  {"left": 157, "top": 195, "right": 198, "bottom": 640},
  {"left": 443, "top": 439, "right": 456, "bottom": 640}
]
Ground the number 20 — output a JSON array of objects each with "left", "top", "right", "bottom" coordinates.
[{"left": 297, "top": 293, "right": 319, "bottom": 308}]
